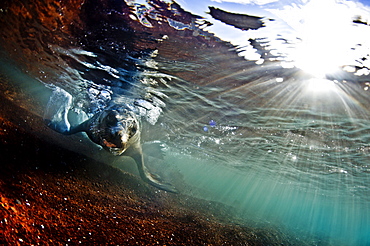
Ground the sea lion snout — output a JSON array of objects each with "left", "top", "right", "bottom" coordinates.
[{"left": 99, "top": 110, "right": 140, "bottom": 156}]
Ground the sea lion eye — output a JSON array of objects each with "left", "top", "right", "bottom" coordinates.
[
  {"left": 105, "top": 111, "right": 119, "bottom": 127},
  {"left": 130, "top": 124, "right": 137, "bottom": 136}
]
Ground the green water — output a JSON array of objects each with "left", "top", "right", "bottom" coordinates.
[
  {"left": 161, "top": 149, "right": 369, "bottom": 245},
  {"left": 140, "top": 78, "right": 370, "bottom": 245}
]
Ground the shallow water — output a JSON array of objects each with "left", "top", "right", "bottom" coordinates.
[{"left": 1, "top": 0, "right": 370, "bottom": 245}]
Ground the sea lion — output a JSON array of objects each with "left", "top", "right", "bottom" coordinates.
[{"left": 46, "top": 104, "right": 178, "bottom": 193}]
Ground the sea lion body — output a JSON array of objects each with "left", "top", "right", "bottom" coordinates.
[{"left": 47, "top": 104, "right": 177, "bottom": 193}]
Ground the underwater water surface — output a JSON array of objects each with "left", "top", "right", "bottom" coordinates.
[{"left": 1, "top": 0, "right": 370, "bottom": 245}]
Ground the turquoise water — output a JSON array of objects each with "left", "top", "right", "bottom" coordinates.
[
  {"left": 1, "top": 0, "right": 370, "bottom": 244},
  {"left": 148, "top": 79, "right": 370, "bottom": 245},
  {"left": 164, "top": 153, "right": 369, "bottom": 245}
]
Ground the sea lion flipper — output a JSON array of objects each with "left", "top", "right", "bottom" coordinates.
[
  {"left": 128, "top": 144, "right": 178, "bottom": 193},
  {"left": 44, "top": 87, "right": 72, "bottom": 134},
  {"left": 46, "top": 118, "right": 90, "bottom": 135}
]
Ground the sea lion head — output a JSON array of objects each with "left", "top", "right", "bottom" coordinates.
[{"left": 97, "top": 108, "right": 140, "bottom": 156}]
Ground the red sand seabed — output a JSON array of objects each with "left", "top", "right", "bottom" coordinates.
[{"left": 0, "top": 81, "right": 300, "bottom": 245}]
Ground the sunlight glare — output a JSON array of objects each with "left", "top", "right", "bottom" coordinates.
[
  {"left": 292, "top": 0, "right": 354, "bottom": 77},
  {"left": 305, "top": 78, "right": 337, "bottom": 93},
  {"left": 271, "top": 0, "right": 370, "bottom": 78}
]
